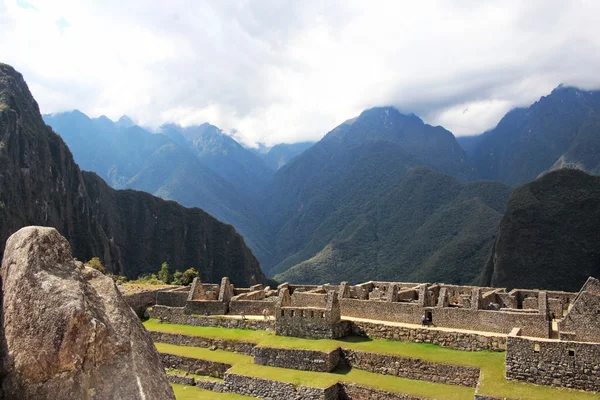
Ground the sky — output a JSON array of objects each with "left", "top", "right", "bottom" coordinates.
[{"left": 2, "top": 0, "right": 600, "bottom": 147}]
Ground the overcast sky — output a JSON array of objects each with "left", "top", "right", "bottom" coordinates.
[{"left": 2, "top": 0, "right": 600, "bottom": 146}]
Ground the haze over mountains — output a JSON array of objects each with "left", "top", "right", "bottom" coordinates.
[
  {"left": 42, "top": 83, "right": 600, "bottom": 290},
  {"left": 0, "top": 63, "right": 265, "bottom": 286}
]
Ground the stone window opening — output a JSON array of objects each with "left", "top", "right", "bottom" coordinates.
[
  {"left": 596, "top": 309, "right": 600, "bottom": 315},
  {"left": 321, "top": 312, "right": 325, "bottom": 319},
  {"left": 281, "top": 310, "right": 285, "bottom": 317},
  {"left": 534, "top": 344, "right": 540, "bottom": 353},
  {"left": 310, "top": 311, "right": 314, "bottom": 318},
  {"left": 568, "top": 349, "right": 575, "bottom": 357},
  {"left": 290, "top": 310, "right": 295, "bottom": 317}
]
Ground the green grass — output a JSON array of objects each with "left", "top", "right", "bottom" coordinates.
[
  {"left": 172, "top": 384, "right": 253, "bottom": 400},
  {"left": 148, "top": 320, "right": 599, "bottom": 400},
  {"left": 156, "top": 342, "right": 250, "bottom": 365}
]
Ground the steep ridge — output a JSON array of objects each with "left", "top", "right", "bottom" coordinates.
[
  {"left": 467, "top": 86, "right": 600, "bottom": 186},
  {"left": 0, "top": 63, "right": 265, "bottom": 285},
  {"left": 260, "top": 107, "right": 478, "bottom": 273},
  {"left": 480, "top": 168, "right": 600, "bottom": 291}
]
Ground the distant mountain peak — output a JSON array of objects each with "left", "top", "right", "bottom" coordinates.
[{"left": 117, "top": 115, "right": 134, "bottom": 128}]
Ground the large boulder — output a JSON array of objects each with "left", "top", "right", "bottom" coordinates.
[{"left": 0, "top": 226, "right": 175, "bottom": 399}]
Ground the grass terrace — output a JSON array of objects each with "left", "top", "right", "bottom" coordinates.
[{"left": 146, "top": 319, "right": 598, "bottom": 400}]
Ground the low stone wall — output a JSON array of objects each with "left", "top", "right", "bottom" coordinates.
[
  {"left": 229, "top": 300, "right": 275, "bottom": 316},
  {"left": 253, "top": 346, "right": 342, "bottom": 372},
  {"left": 195, "top": 379, "right": 225, "bottom": 392},
  {"left": 166, "top": 374, "right": 195, "bottom": 386},
  {"left": 150, "top": 331, "right": 256, "bottom": 355},
  {"left": 506, "top": 334, "right": 600, "bottom": 392},
  {"left": 124, "top": 290, "right": 159, "bottom": 317},
  {"left": 157, "top": 290, "right": 188, "bottom": 307},
  {"left": 350, "top": 320, "right": 506, "bottom": 351},
  {"left": 149, "top": 306, "right": 274, "bottom": 330},
  {"left": 292, "top": 292, "right": 327, "bottom": 307},
  {"left": 276, "top": 316, "right": 351, "bottom": 339},
  {"left": 341, "top": 298, "right": 549, "bottom": 338},
  {"left": 343, "top": 350, "right": 479, "bottom": 387},
  {"left": 184, "top": 300, "right": 228, "bottom": 315},
  {"left": 160, "top": 353, "right": 231, "bottom": 378},
  {"left": 339, "top": 384, "right": 427, "bottom": 400},
  {"left": 222, "top": 373, "right": 340, "bottom": 400}
]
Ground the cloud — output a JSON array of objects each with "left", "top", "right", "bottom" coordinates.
[{"left": 2, "top": 0, "right": 600, "bottom": 146}]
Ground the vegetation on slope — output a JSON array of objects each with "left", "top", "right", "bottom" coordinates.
[{"left": 480, "top": 168, "right": 600, "bottom": 291}]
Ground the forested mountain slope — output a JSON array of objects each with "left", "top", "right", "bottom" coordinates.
[{"left": 480, "top": 168, "right": 600, "bottom": 291}]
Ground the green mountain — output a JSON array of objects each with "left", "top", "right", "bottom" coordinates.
[
  {"left": 260, "top": 107, "right": 494, "bottom": 283},
  {"left": 160, "top": 123, "right": 273, "bottom": 197},
  {"left": 0, "top": 63, "right": 265, "bottom": 285},
  {"left": 479, "top": 168, "right": 600, "bottom": 291},
  {"left": 275, "top": 166, "right": 510, "bottom": 284},
  {"left": 467, "top": 86, "right": 600, "bottom": 186}
]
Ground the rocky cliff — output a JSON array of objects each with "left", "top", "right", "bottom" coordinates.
[
  {"left": 480, "top": 169, "right": 600, "bottom": 291},
  {"left": 0, "top": 226, "right": 175, "bottom": 399},
  {"left": 0, "top": 63, "right": 265, "bottom": 285}
]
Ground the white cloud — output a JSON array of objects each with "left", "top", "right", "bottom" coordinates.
[{"left": 2, "top": 0, "right": 600, "bottom": 146}]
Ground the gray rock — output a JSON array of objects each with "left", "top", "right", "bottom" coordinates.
[{"left": 0, "top": 226, "right": 175, "bottom": 400}]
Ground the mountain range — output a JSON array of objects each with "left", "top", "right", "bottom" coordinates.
[
  {"left": 40, "top": 76, "right": 600, "bottom": 290},
  {"left": 0, "top": 63, "right": 265, "bottom": 286}
]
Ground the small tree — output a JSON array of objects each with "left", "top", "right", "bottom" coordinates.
[
  {"left": 158, "top": 262, "right": 172, "bottom": 284},
  {"left": 181, "top": 268, "right": 198, "bottom": 286},
  {"left": 172, "top": 270, "right": 183, "bottom": 285},
  {"left": 87, "top": 257, "right": 105, "bottom": 274}
]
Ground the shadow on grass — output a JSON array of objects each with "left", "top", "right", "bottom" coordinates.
[
  {"left": 331, "top": 365, "right": 352, "bottom": 376},
  {"left": 337, "top": 335, "right": 373, "bottom": 344}
]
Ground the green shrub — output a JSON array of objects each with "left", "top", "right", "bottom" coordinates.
[{"left": 86, "top": 257, "right": 105, "bottom": 274}]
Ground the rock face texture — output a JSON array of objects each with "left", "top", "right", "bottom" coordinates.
[
  {"left": 0, "top": 226, "right": 175, "bottom": 400},
  {"left": 0, "top": 63, "right": 264, "bottom": 285}
]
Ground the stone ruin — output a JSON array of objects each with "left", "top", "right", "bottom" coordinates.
[{"left": 138, "top": 275, "right": 600, "bottom": 393}]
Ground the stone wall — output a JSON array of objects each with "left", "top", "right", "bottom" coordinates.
[
  {"left": 292, "top": 292, "right": 328, "bottom": 307},
  {"left": 350, "top": 320, "right": 506, "bottom": 351},
  {"left": 184, "top": 300, "right": 228, "bottom": 315},
  {"left": 157, "top": 290, "right": 188, "bottom": 307},
  {"left": 341, "top": 298, "right": 549, "bottom": 338},
  {"left": 149, "top": 305, "right": 274, "bottom": 330},
  {"left": 276, "top": 311, "right": 351, "bottom": 339},
  {"left": 166, "top": 374, "right": 195, "bottom": 386},
  {"left": 228, "top": 300, "right": 275, "bottom": 316},
  {"left": 558, "top": 278, "right": 600, "bottom": 343},
  {"left": 222, "top": 373, "right": 340, "bottom": 400},
  {"left": 160, "top": 353, "right": 230, "bottom": 378},
  {"left": 149, "top": 331, "right": 256, "bottom": 355},
  {"left": 123, "top": 289, "right": 160, "bottom": 317},
  {"left": 343, "top": 350, "right": 479, "bottom": 387},
  {"left": 339, "top": 384, "right": 427, "bottom": 400},
  {"left": 253, "top": 346, "right": 342, "bottom": 372},
  {"left": 506, "top": 332, "right": 600, "bottom": 392}
]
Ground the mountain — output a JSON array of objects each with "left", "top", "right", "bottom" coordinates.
[
  {"left": 468, "top": 86, "right": 600, "bottom": 186},
  {"left": 43, "top": 111, "right": 173, "bottom": 188},
  {"left": 259, "top": 142, "right": 315, "bottom": 170},
  {"left": 260, "top": 107, "right": 493, "bottom": 282},
  {"left": 44, "top": 112, "right": 272, "bottom": 264},
  {"left": 479, "top": 168, "right": 600, "bottom": 291},
  {"left": 0, "top": 63, "right": 265, "bottom": 285},
  {"left": 274, "top": 166, "right": 510, "bottom": 284},
  {"left": 160, "top": 123, "right": 273, "bottom": 197}
]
